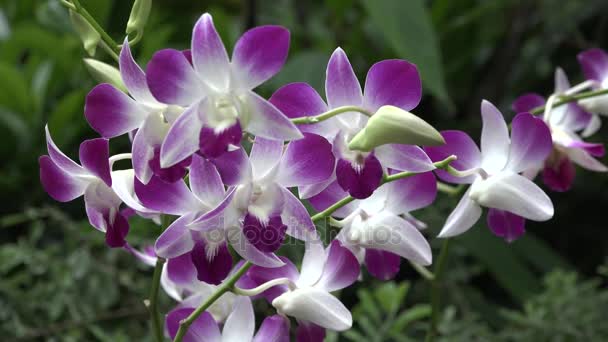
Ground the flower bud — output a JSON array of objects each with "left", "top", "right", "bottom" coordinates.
[
  {"left": 348, "top": 105, "right": 444, "bottom": 152},
  {"left": 578, "top": 94, "right": 608, "bottom": 115},
  {"left": 69, "top": 10, "right": 101, "bottom": 56},
  {"left": 126, "top": 0, "right": 152, "bottom": 36},
  {"left": 83, "top": 58, "right": 127, "bottom": 92}
]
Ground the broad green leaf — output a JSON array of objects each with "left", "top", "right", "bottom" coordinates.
[
  {"left": 0, "top": 62, "right": 30, "bottom": 114},
  {"left": 360, "top": 0, "right": 450, "bottom": 104}
]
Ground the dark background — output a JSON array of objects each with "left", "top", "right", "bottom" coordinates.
[{"left": 1, "top": 0, "right": 608, "bottom": 340}]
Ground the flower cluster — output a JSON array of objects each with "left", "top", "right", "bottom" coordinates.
[{"left": 40, "top": 11, "right": 608, "bottom": 342}]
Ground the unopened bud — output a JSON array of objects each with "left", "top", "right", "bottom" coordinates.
[
  {"left": 348, "top": 105, "right": 444, "bottom": 152},
  {"left": 83, "top": 58, "right": 127, "bottom": 92},
  {"left": 578, "top": 94, "right": 608, "bottom": 115},
  {"left": 126, "top": 0, "right": 152, "bottom": 36},
  {"left": 69, "top": 10, "right": 101, "bottom": 56}
]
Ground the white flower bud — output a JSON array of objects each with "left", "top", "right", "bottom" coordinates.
[
  {"left": 83, "top": 58, "right": 127, "bottom": 92},
  {"left": 126, "top": 0, "right": 152, "bottom": 36},
  {"left": 69, "top": 10, "right": 100, "bottom": 56}
]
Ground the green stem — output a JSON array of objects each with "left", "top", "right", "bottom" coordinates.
[
  {"left": 66, "top": 0, "right": 121, "bottom": 55},
  {"left": 291, "top": 105, "right": 373, "bottom": 125},
  {"left": 410, "top": 261, "right": 435, "bottom": 281},
  {"left": 383, "top": 155, "right": 456, "bottom": 183},
  {"left": 149, "top": 257, "right": 166, "bottom": 342},
  {"left": 310, "top": 196, "right": 356, "bottom": 222},
  {"left": 529, "top": 88, "right": 608, "bottom": 115},
  {"left": 425, "top": 239, "right": 451, "bottom": 342},
  {"left": 173, "top": 262, "right": 253, "bottom": 342},
  {"left": 436, "top": 182, "right": 464, "bottom": 196}
]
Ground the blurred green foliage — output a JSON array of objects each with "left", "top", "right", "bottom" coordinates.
[{"left": 1, "top": 0, "right": 608, "bottom": 340}]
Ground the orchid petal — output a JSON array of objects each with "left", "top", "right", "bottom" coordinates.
[
  {"left": 308, "top": 181, "right": 355, "bottom": 218},
  {"left": 253, "top": 315, "right": 290, "bottom": 342},
  {"left": 480, "top": 100, "right": 510, "bottom": 173},
  {"left": 277, "top": 133, "right": 336, "bottom": 187},
  {"left": 437, "top": 188, "right": 482, "bottom": 238},
  {"left": 227, "top": 226, "right": 285, "bottom": 267},
  {"left": 79, "top": 138, "right": 112, "bottom": 186},
  {"left": 155, "top": 215, "right": 196, "bottom": 258},
  {"left": 385, "top": 171, "right": 437, "bottom": 213},
  {"left": 246, "top": 91, "right": 303, "bottom": 140},
  {"left": 487, "top": 209, "right": 526, "bottom": 243},
  {"left": 542, "top": 157, "right": 576, "bottom": 192},
  {"left": 212, "top": 148, "right": 253, "bottom": 186},
  {"left": 146, "top": 49, "right": 203, "bottom": 106},
  {"left": 190, "top": 154, "right": 225, "bottom": 207},
  {"left": 363, "top": 59, "right": 421, "bottom": 112},
  {"left": 280, "top": 188, "right": 316, "bottom": 240},
  {"left": 39, "top": 156, "right": 88, "bottom": 202},
  {"left": 336, "top": 155, "right": 383, "bottom": 199},
  {"left": 250, "top": 136, "right": 283, "bottom": 180},
  {"left": 45, "top": 125, "right": 87, "bottom": 175},
  {"left": 577, "top": 48, "right": 608, "bottom": 83},
  {"left": 132, "top": 113, "right": 167, "bottom": 184},
  {"left": 297, "top": 239, "right": 327, "bottom": 288},
  {"left": 512, "top": 93, "right": 545, "bottom": 113},
  {"left": 111, "top": 169, "right": 154, "bottom": 213},
  {"left": 506, "top": 113, "right": 552, "bottom": 173},
  {"left": 374, "top": 144, "right": 435, "bottom": 173},
  {"left": 160, "top": 102, "right": 204, "bottom": 168},
  {"left": 221, "top": 297, "right": 255, "bottom": 342},
  {"left": 166, "top": 252, "right": 198, "bottom": 286},
  {"left": 424, "top": 130, "right": 481, "bottom": 184},
  {"left": 296, "top": 322, "right": 326, "bottom": 342},
  {"left": 192, "top": 13, "right": 230, "bottom": 90},
  {"left": 191, "top": 241, "right": 233, "bottom": 285},
  {"left": 119, "top": 39, "right": 157, "bottom": 104},
  {"left": 166, "top": 309, "right": 221, "bottom": 342},
  {"left": 325, "top": 48, "right": 363, "bottom": 108},
  {"left": 316, "top": 240, "right": 359, "bottom": 292},
  {"left": 134, "top": 176, "right": 199, "bottom": 215},
  {"left": 365, "top": 249, "right": 401, "bottom": 280}
]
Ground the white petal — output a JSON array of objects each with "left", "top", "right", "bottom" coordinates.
[
  {"left": 111, "top": 169, "right": 154, "bottom": 213},
  {"left": 479, "top": 100, "right": 510, "bottom": 173},
  {"left": 297, "top": 238, "right": 327, "bottom": 288},
  {"left": 221, "top": 297, "right": 255, "bottom": 342},
  {"left": 437, "top": 187, "right": 482, "bottom": 238}
]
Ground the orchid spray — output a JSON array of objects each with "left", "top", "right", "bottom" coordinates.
[{"left": 41, "top": 1, "right": 608, "bottom": 341}]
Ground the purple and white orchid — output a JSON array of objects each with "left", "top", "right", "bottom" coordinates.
[
  {"left": 577, "top": 48, "right": 608, "bottom": 115},
  {"left": 425, "top": 100, "right": 555, "bottom": 242}
]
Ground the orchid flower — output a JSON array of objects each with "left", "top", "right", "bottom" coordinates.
[
  {"left": 244, "top": 239, "right": 359, "bottom": 335},
  {"left": 145, "top": 13, "right": 302, "bottom": 168},
  {"left": 424, "top": 100, "right": 554, "bottom": 242},
  {"left": 577, "top": 48, "right": 608, "bottom": 115},
  {"left": 308, "top": 172, "right": 435, "bottom": 280},
  {"left": 270, "top": 48, "right": 437, "bottom": 199},
  {"left": 513, "top": 68, "right": 607, "bottom": 192},
  {"left": 85, "top": 40, "right": 190, "bottom": 184}
]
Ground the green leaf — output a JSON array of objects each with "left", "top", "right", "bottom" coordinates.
[
  {"left": 265, "top": 51, "right": 329, "bottom": 94},
  {"left": 0, "top": 62, "right": 31, "bottom": 115},
  {"left": 360, "top": 0, "right": 450, "bottom": 104}
]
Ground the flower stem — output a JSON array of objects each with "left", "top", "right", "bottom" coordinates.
[
  {"left": 425, "top": 239, "right": 451, "bottom": 342},
  {"left": 148, "top": 257, "right": 166, "bottom": 342},
  {"left": 529, "top": 88, "right": 608, "bottom": 115},
  {"left": 383, "top": 155, "right": 457, "bottom": 183},
  {"left": 291, "top": 105, "right": 373, "bottom": 125},
  {"left": 233, "top": 277, "right": 295, "bottom": 296},
  {"left": 173, "top": 262, "right": 253, "bottom": 342},
  {"left": 62, "top": 0, "right": 121, "bottom": 56},
  {"left": 409, "top": 261, "right": 435, "bottom": 281},
  {"left": 437, "top": 182, "right": 464, "bottom": 196}
]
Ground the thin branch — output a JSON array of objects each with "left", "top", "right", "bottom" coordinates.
[
  {"left": 148, "top": 257, "right": 166, "bottom": 342},
  {"left": 291, "top": 105, "right": 373, "bottom": 125}
]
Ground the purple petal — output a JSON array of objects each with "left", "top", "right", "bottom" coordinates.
[
  {"left": 79, "top": 138, "right": 112, "bottom": 186},
  {"left": 247, "top": 256, "right": 298, "bottom": 302},
  {"left": 166, "top": 252, "right": 198, "bottom": 285},
  {"left": 363, "top": 59, "right": 421, "bottom": 112},
  {"left": 132, "top": 114, "right": 165, "bottom": 184},
  {"left": 280, "top": 188, "right": 316, "bottom": 240},
  {"left": 191, "top": 13, "right": 230, "bottom": 90},
  {"left": 135, "top": 176, "right": 199, "bottom": 215},
  {"left": 486, "top": 209, "right": 526, "bottom": 243},
  {"left": 105, "top": 212, "right": 129, "bottom": 248},
  {"left": 189, "top": 154, "right": 225, "bottom": 207},
  {"left": 155, "top": 215, "right": 196, "bottom": 258},
  {"left": 166, "top": 309, "right": 221, "bottom": 342},
  {"left": 512, "top": 93, "right": 545, "bottom": 113},
  {"left": 149, "top": 146, "right": 191, "bottom": 183},
  {"left": 424, "top": 130, "right": 481, "bottom": 184},
  {"left": 243, "top": 214, "right": 287, "bottom": 253},
  {"left": 211, "top": 148, "right": 253, "bottom": 186},
  {"left": 227, "top": 225, "right": 285, "bottom": 267},
  {"left": 364, "top": 249, "right": 401, "bottom": 280},
  {"left": 119, "top": 39, "right": 157, "bottom": 104},
  {"left": 374, "top": 144, "right": 435, "bottom": 172},
  {"left": 39, "top": 156, "right": 87, "bottom": 202},
  {"left": 308, "top": 181, "right": 356, "bottom": 218},
  {"left": 325, "top": 48, "right": 363, "bottom": 108},
  {"left": 542, "top": 157, "right": 575, "bottom": 192},
  {"left": 191, "top": 241, "right": 233, "bottom": 285},
  {"left": 161, "top": 103, "right": 204, "bottom": 168},
  {"left": 336, "top": 155, "right": 383, "bottom": 199},
  {"left": 198, "top": 122, "right": 242, "bottom": 158},
  {"left": 563, "top": 145, "right": 608, "bottom": 172},
  {"left": 277, "top": 133, "right": 336, "bottom": 187},
  {"left": 296, "top": 322, "right": 326, "bottom": 342},
  {"left": 146, "top": 48, "right": 203, "bottom": 105},
  {"left": 246, "top": 92, "right": 304, "bottom": 140},
  {"left": 506, "top": 113, "right": 552, "bottom": 173},
  {"left": 385, "top": 171, "right": 437, "bottom": 213},
  {"left": 84, "top": 83, "right": 147, "bottom": 138},
  {"left": 253, "top": 315, "right": 290, "bottom": 342},
  {"left": 565, "top": 140, "right": 605, "bottom": 157},
  {"left": 232, "top": 25, "right": 290, "bottom": 89},
  {"left": 83, "top": 182, "right": 122, "bottom": 233},
  {"left": 269, "top": 82, "right": 332, "bottom": 136},
  {"left": 250, "top": 136, "right": 283, "bottom": 180},
  {"left": 44, "top": 126, "right": 86, "bottom": 175},
  {"left": 316, "top": 240, "right": 359, "bottom": 291},
  {"left": 577, "top": 48, "right": 608, "bottom": 82},
  {"left": 188, "top": 187, "right": 237, "bottom": 229}
]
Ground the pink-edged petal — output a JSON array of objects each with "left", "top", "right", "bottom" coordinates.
[
  {"left": 188, "top": 187, "right": 237, "bottom": 229},
  {"left": 269, "top": 82, "right": 333, "bottom": 137},
  {"left": 424, "top": 130, "right": 481, "bottom": 184},
  {"left": 166, "top": 309, "right": 221, "bottom": 342},
  {"left": 316, "top": 240, "right": 359, "bottom": 292},
  {"left": 563, "top": 146, "right": 608, "bottom": 172},
  {"left": 160, "top": 102, "right": 204, "bottom": 168},
  {"left": 85, "top": 83, "right": 147, "bottom": 138},
  {"left": 247, "top": 256, "right": 299, "bottom": 302},
  {"left": 437, "top": 188, "right": 482, "bottom": 238},
  {"left": 227, "top": 225, "right": 285, "bottom": 267},
  {"left": 469, "top": 171, "right": 554, "bottom": 221},
  {"left": 336, "top": 155, "right": 383, "bottom": 199},
  {"left": 480, "top": 100, "right": 510, "bottom": 173},
  {"left": 149, "top": 147, "right": 192, "bottom": 184},
  {"left": 363, "top": 59, "right": 421, "bottom": 112},
  {"left": 277, "top": 133, "right": 336, "bottom": 187},
  {"left": 104, "top": 212, "right": 129, "bottom": 248},
  {"left": 124, "top": 244, "right": 157, "bottom": 266},
  {"left": 542, "top": 157, "right": 576, "bottom": 192},
  {"left": 250, "top": 136, "right": 283, "bottom": 180},
  {"left": 243, "top": 213, "right": 287, "bottom": 253},
  {"left": 44, "top": 126, "right": 86, "bottom": 175},
  {"left": 564, "top": 140, "right": 605, "bottom": 157},
  {"left": 191, "top": 13, "right": 230, "bottom": 90},
  {"left": 375, "top": 144, "right": 435, "bottom": 172},
  {"left": 298, "top": 239, "right": 327, "bottom": 288},
  {"left": 132, "top": 113, "right": 165, "bottom": 184},
  {"left": 280, "top": 188, "right": 316, "bottom": 240},
  {"left": 119, "top": 39, "right": 157, "bottom": 104},
  {"left": 166, "top": 252, "right": 198, "bottom": 286},
  {"left": 506, "top": 113, "right": 552, "bottom": 173},
  {"left": 191, "top": 241, "right": 233, "bottom": 285},
  {"left": 222, "top": 297, "right": 255, "bottom": 341},
  {"left": 39, "top": 156, "right": 88, "bottom": 202},
  {"left": 79, "top": 138, "right": 111, "bottom": 186},
  {"left": 577, "top": 48, "right": 608, "bottom": 83},
  {"left": 111, "top": 169, "right": 155, "bottom": 213},
  {"left": 135, "top": 176, "right": 199, "bottom": 215},
  {"left": 364, "top": 249, "right": 401, "bottom": 280},
  {"left": 486, "top": 209, "right": 526, "bottom": 243},
  {"left": 296, "top": 322, "right": 326, "bottom": 342},
  {"left": 298, "top": 174, "right": 336, "bottom": 200},
  {"left": 253, "top": 315, "right": 290, "bottom": 342},
  {"left": 582, "top": 114, "right": 602, "bottom": 138},
  {"left": 232, "top": 25, "right": 290, "bottom": 89},
  {"left": 512, "top": 93, "right": 545, "bottom": 113},
  {"left": 146, "top": 48, "right": 204, "bottom": 106},
  {"left": 212, "top": 148, "right": 253, "bottom": 186},
  {"left": 83, "top": 181, "right": 122, "bottom": 232},
  {"left": 198, "top": 122, "right": 242, "bottom": 159},
  {"left": 385, "top": 171, "right": 437, "bottom": 213},
  {"left": 189, "top": 154, "right": 225, "bottom": 207},
  {"left": 246, "top": 92, "right": 304, "bottom": 140},
  {"left": 325, "top": 48, "right": 363, "bottom": 108},
  {"left": 155, "top": 214, "right": 196, "bottom": 258},
  {"left": 308, "top": 181, "right": 355, "bottom": 218}
]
